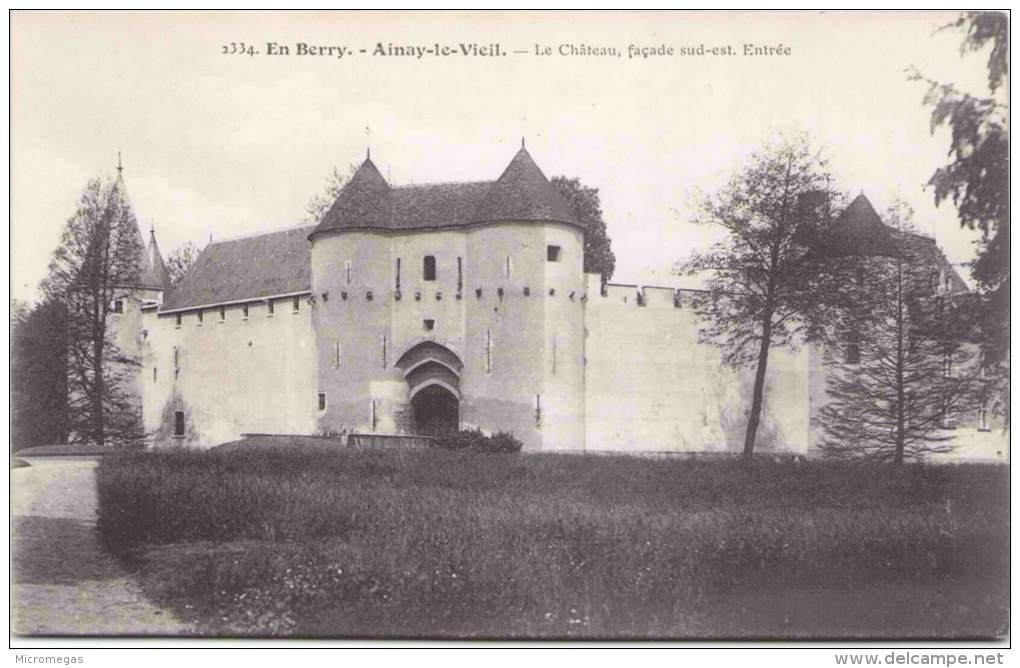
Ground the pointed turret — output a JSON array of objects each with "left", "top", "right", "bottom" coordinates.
[
  {"left": 310, "top": 157, "right": 392, "bottom": 237},
  {"left": 472, "top": 147, "right": 579, "bottom": 226},
  {"left": 112, "top": 156, "right": 169, "bottom": 290},
  {"left": 147, "top": 225, "right": 171, "bottom": 289},
  {"left": 806, "top": 193, "right": 900, "bottom": 258}
]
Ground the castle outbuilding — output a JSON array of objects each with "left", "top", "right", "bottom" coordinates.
[{"left": 115, "top": 146, "right": 1004, "bottom": 459}]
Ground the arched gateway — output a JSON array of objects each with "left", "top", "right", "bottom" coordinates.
[{"left": 395, "top": 342, "right": 463, "bottom": 435}]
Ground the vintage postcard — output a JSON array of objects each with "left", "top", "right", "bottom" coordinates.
[{"left": 9, "top": 9, "right": 1010, "bottom": 654}]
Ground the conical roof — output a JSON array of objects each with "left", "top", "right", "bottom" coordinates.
[
  {"left": 806, "top": 194, "right": 900, "bottom": 258},
  {"left": 309, "top": 147, "right": 581, "bottom": 239},
  {"left": 471, "top": 148, "right": 579, "bottom": 225},
  {"left": 311, "top": 158, "right": 392, "bottom": 236},
  {"left": 147, "top": 227, "right": 171, "bottom": 289},
  {"left": 114, "top": 173, "right": 168, "bottom": 290}
]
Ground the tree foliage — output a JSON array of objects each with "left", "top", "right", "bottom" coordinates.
[
  {"left": 11, "top": 298, "right": 69, "bottom": 450},
  {"left": 911, "top": 10, "right": 1008, "bottom": 417},
  {"left": 817, "top": 204, "right": 979, "bottom": 464},
  {"left": 166, "top": 241, "right": 204, "bottom": 287},
  {"left": 43, "top": 177, "right": 147, "bottom": 447},
  {"left": 304, "top": 163, "right": 359, "bottom": 225},
  {"left": 551, "top": 176, "right": 616, "bottom": 280},
  {"left": 680, "top": 133, "right": 838, "bottom": 456}
]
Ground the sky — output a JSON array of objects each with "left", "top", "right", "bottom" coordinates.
[{"left": 10, "top": 10, "right": 1001, "bottom": 302}]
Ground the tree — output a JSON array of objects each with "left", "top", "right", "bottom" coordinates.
[
  {"left": 42, "top": 176, "right": 147, "bottom": 448},
  {"left": 304, "top": 163, "right": 358, "bottom": 225},
  {"left": 680, "top": 133, "right": 837, "bottom": 456},
  {"left": 817, "top": 204, "right": 978, "bottom": 464},
  {"left": 911, "top": 11, "right": 1008, "bottom": 418},
  {"left": 11, "top": 298, "right": 69, "bottom": 450},
  {"left": 550, "top": 177, "right": 616, "bottom": 280},
  {"left": 166, "top": 241, "right": 203, "bottom": 287}
]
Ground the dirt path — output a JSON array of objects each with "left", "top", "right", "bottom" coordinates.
[{"left": 11, "top": 457, "right": 189, "bottom": 636}]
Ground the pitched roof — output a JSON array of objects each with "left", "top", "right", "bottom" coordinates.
[
  {"left": 146, "top": 228, "right": 171, "bottom": 289},
  {"left": 114, "top": 175, "right": 168, "bottom": 290},
  {"left": 903, "top": 233, "right": 970, "bottom": 295},
  {"left": 160, "top": 225, "right": 313, "bottom": 312},
  {"left": 309, "top": 147, "right": 580, "bottom": 237},
  {"left": 805, "top": 194, "right": 900, "bottom": 258}
]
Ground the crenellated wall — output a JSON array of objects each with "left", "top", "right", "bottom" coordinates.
[{"left": 582, "top": 274, "right": 812, "bottom": 454}]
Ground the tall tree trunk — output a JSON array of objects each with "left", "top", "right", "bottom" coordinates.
[
  {"left": 743, "top": 313, "right": 773, "bottom": 457},
  {"left": 893, "top": 256, "right": 906, "bottom": 465}
]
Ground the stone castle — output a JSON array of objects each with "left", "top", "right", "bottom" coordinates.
[{"left": 107, "top": 145, "right": 1005, "bottom": 459}]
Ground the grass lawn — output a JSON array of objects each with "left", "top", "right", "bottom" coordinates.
[{"left": 96, "top": 437, "right": 1009, "bottom": 639}]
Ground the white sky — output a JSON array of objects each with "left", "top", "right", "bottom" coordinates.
[{"left": 10, "top": 10, "right": 1001, "bottom": 302}]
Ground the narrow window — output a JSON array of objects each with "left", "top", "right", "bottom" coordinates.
[
  {"left": 457, "top": 257, "right": 463, "bottom": 292},
  {"left": 423, "top": 319, "right": 435, "bottom": 332},
  {"left": 485, "top": 329, "right": 493, "bottom": 374},
  {"left": 174, "top": 410, "right": 185, "bottom": 437},
  {"left": 979, "top": 398, "right": 990, "bottom": 431},
  {"left": 535, "top": 394, "right": 542, "bottom": 429},
  {"left": 505, "top": 256, "right": 512, "bottom": 279},
  {"left": 153, "top": 366, "right": 157, "bottom": 383},
  {"left": 345, "top": 260, "right": 352, "bottom": 287},
  {"left": 219, "top": 305, "right": 226, "bottom": 322},
  {"left": 334, "top": 340, "right": 342, "bottom": 368},
  {"left": 197, "top": 310, "right": 203, "bottom": 326},
  {"left": 267, "top": 299, "right": 275, "bottom": 316},
  {"left": 547, "top": 245, "right": 562, "bottom": 262},
  {"left": 423, "top": 255, "right": 437, "bottom": 281},
  {"left": 173, "top": 346, "right": 179, "bottom": 378},
  {"left": 293, "top": 296, "right": 300, "bottom": 313},
  {"left": 396, "top": 258, "right": 402, "bottom": 290},
  {"left": 112, "top": 299, "right": 124, "bottom": 314},
  {"left": 381, "top": 335, "right": 387, "bottom": 369},
  {"left": 846, "top": 330, "right": 860, "bottom": 364},
  {"left": 175, "top": 313, "right": 182, "bottom": 329},
  {"left": 371, "top": 399, "right": 378, "bottom": 430},
  {"left": 942, "top": 346, "right": 953, "bottom": 378},
  {"left": 242, "top": 304, "right": 249, "bottom": 320},
  {"left": 318, "top": 392, "right": 327, "bottom": 411},
  {"left": 979, "top": 349, "right": 988, "bottom": 379}
]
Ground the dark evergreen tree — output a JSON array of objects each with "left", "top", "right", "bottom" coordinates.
[
  {"left": 817, "top": 204, "right": 979, "bottom": 464},
  {"left": 42, "top": 177, "right": 147, "bottom": 448},
  {"left": 11, "top": 298, "right": 69, "bottom": 450}
]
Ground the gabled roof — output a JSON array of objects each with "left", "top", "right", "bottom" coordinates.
[
  {"left": 160, "top": 225, "right": 313, "bottom": 312},
  {"left": 309, "top": 147, "right": 580, "bottom": 238}
]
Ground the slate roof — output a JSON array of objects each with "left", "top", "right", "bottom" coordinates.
[
  {"left": 146, "top": 228, "right": 171, "bottom": 290},
  {"left": 310, "top": 147, "right": 580, "bottom": 237},
  {"left": 160, "top": 225, "right": 313, "bottom": 312},
  {"left": 801, "top": 193, "right": 969, "bottom": 294}
]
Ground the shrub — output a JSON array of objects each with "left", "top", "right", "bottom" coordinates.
[{"left": 433, "top": 428, "right": 523, "bottom": 454}]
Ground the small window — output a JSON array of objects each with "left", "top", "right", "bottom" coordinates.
[
  {"left": 979, "top": 349, "right": 988, "bottom": 379},
  {"left": 941, "top": 397, "right": 954, "bottom": 429},
  {"left": 242, "top": 304, "right": 249, "bottom": 320},
  {"left": 318, "top": 392, "right": 327, "bottom": 411},
  {"left": 153, "top": 366, "right": 157, "bottom": 383},
  {"left": 505, "top": 256, "right": 513, "bottom": 279},
  {"left": 423, "top": 255, "right": 437, "bottom": 281},
  {"left": 112, "top": 299, "right": 124, "bottom": 314},
  {"left": 267, "top": 300, "right": 275, "bottom": 316},
  {"left": 423, "top": 318, "right": 435, "bottom": 332},
  {"left": 979, "top": 398, "right": 990, "bottom": 431},
  {"left": 293, "top": 296, "right": 300, "bottom": 313},
  {"left": 547, "top": 245, "right": 562, "bottom": 262},
  {"left": 942, "top": 346, "right": 954, "bottom": 377},
  {"left": 175, "top": 313, "right": 182, "bottom": 329},
  {"left": 197, "top": 310, "right": 204, "bottom": 326},
  {"left": 219, "top": 305, "right": 226, "bottom": 322},
  {"left": 334, "top": 340, "right": 342, "bottom": 368},
  {"left": 846, "top": 331, "right": 860, "bottom": 364},
  {"left": 396, "top": 258, "right": 402, "bottom": 290},
  {"left": 173, "top": 410, "right": 185, "bottom": 437},
  {"left": 345, "top": 260, "right": 352, "bottom": 287},
  {"left": 173, "top": 346, "right": 179, "bottom": 378}
]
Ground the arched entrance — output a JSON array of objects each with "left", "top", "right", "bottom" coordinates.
[
  {"left": 395, "top": 342, "right": 463, "bottom": 436},
  {"left": 411, "top": 383, "right": 459, "bottom": 435}
]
